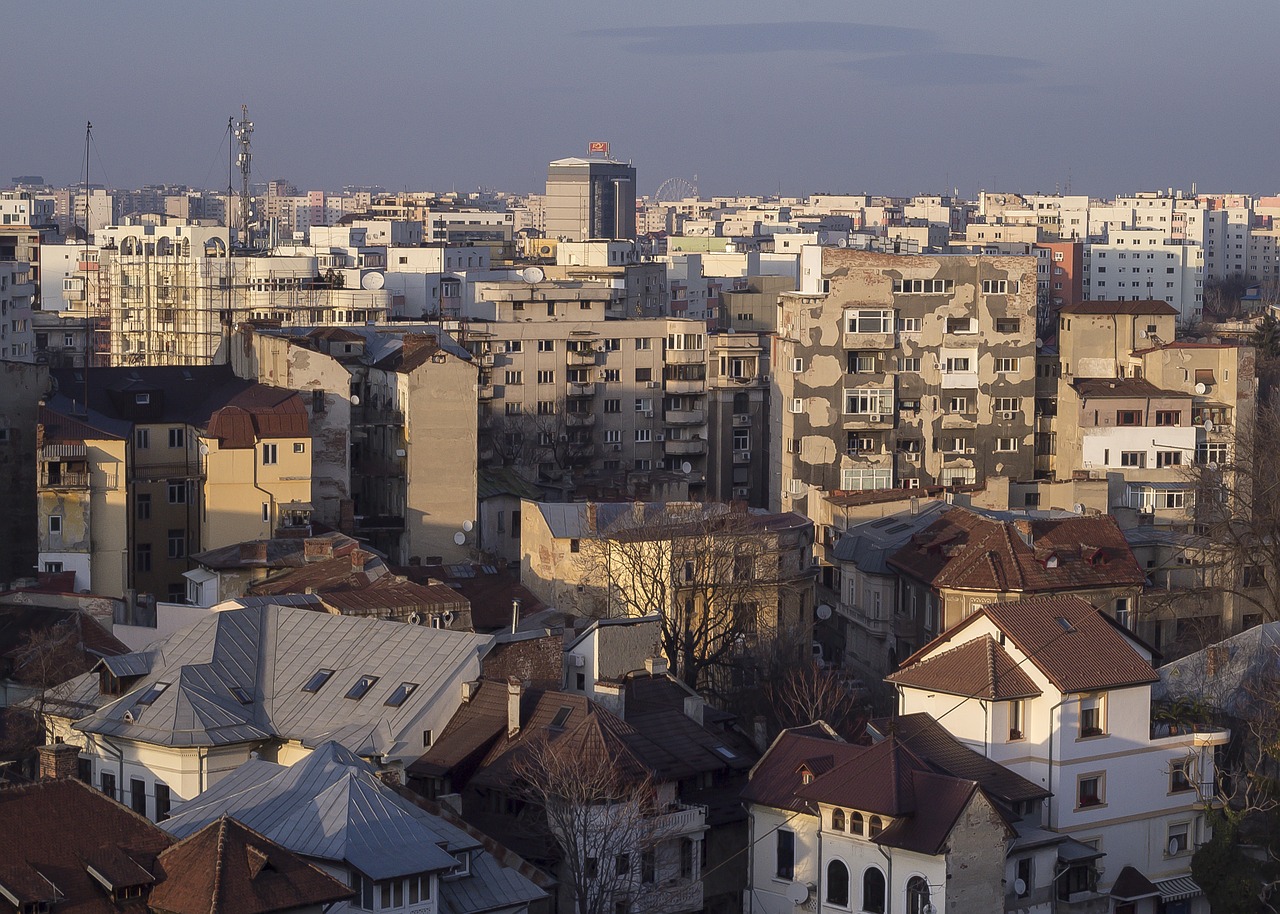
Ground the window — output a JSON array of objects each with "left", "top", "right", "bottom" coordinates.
[
  {"left": 536, "top": 369, "right": 554, "bottom": 384},
  {"left": 868, "top": 816, "right": 882, "bottom": 837},
  {"left": 635, "top": 337, "right": 652, "bottom": 350},
  {"left": 1009, "top": 699, "right": 1025, "bottom": 740},
  {"left": 1015, "top": 857, "right": 1032, "bottom": 898},
  {"left": 844, "top": 389, "right": 893, "bottom": 416},
  {"left": 407, "top": 875, "right": 431, "bottom": 904},
  {"left": 167, "top": 529, "right": 185, "bottom": 559},
  {"left": 379, "top": 879, "right": 404, "bottom": 910},
  {"left": 995, "top": 437, "right": 1019, "bottom": 452},
  {"left": 167, "top": 480, "right": 186, "bottom": 504},
  {"left": 537, "top": 400, "right": 555, "bottom": 416},
  {"left": 101, "top": 771, "right": 116, "bottom": 800},
  {"left": 1115, "top": 410, "right": 1141, "bottom": 426},
  {"left": 850, "top": 811, "right": 864, "bottom": 834},
  {"left": 995, "top": 357, "right": 1019, "bottom": 374},
  {"left": 680, "top": 838, "right": 694, "bottom": 879},
  {"left": 135, "top": 428, "right": 150, "bottom": 449},
  {"left": 1120, "top": 451, "right": 1145, "bottom": 468},
  {"left": 996, "top": 317, "right": 1021, "bottom": 333},
  {"left": 994, "top": 396, "right": 1019, "bottom": 415},
  {"left": 135, "top": 393, "right": 151, "bottom": 405},
  {"left": 946, "top": 316, "right": 976, "bottom": 334},
  {"left": 641, "top": 850, "right": 655, "bottom": 884},
  {"left": 167, "top": 427, "right": 185, "bottom": 449},
  {"left": 635, "top": 398, "right": 652, "bottom": 413},
  {"left": 346, "top": 675, "right": 379, "bottom": 700},
  {"left": 48, "top": 514, "right": 62, "bottom": 536},
  {"left": 1155, "top": 410, "right": 1181, "bottom": 426},
  {"left": 861, "top": 868, "right": 886, "bottom": 914},
  {"left": 831, "top": 808, "right": 845, "bottom": 831},
  {"left": 1198, "top": 442, "right": 1228, "bottom": 465},
  {"left": 262, "top": 443, "right": 278, "bottom": 465},
  {"left": 635, "top": 429, "right": 651, "bottom": 443},
  {"left": 1170, "top": 759, "right": 1194, "bottom": 793},
  {"left": 601, "top": 369, "right": 619, "bottom": 382},
  {"left": 1078, "top": 773, "right": 1104, "bottom": 807},
  {"left": 893, "top": 279, "right": 952, "bottom": 294},
  {"left": 1156, "top": 450, "right": 1182, "bottom": 468},
  {"left": 537, "top": 339, "right": 555, "bottom": 352},
  {"left": 384, "top": 682, "right": 418, "bottom": 707},
  {"left": 949, "top": 396, "right": 968, "bottom": 413},
  {"left": 302, "top": 669, "right": 335, "bottom": 692},
  {"left": 841, "top": 467, "right": 893, "bottom": 490},
  {"left": 826, "top": 860, "right": 850, "bottom": 906},
  {"left": 844, "top": 309, "right": 893, "bottom": 333},
  {"left": 906, "top": 876, "right": 931, "bottom": 914},
  {"left": 155, "top": 783, "right": 170, "bottom": 821},
  {"left": 604, "top": 398, "right": 621, "bottom": 413},
  {"left": 1167, "top": 822, "right": 1190, "bottom": 856},
  {"left": 943, "top": 356, "right": 971, "bottom": 373},
  {"left": 776, "top": 829, "right": 795, "bottom": 880},
  {"left": 897, "top": 317, "right": 921, "bottom": 332},
  {"left": 131, "top": 777, "right": 147, "bottom": 815},
  {"left": 1080, "top": 694, "right": 1105, "bottom": 737},
  {"left": 897, "top": 356, "right": 920, "bottom": 372},
  {"left": 136, "top": 543, "right": 152, "bottom": 572},
  {"left": 505, "top": 370, "right": 522, "bottom": 385}
]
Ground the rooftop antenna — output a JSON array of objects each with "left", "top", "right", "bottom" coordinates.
[
  {"left": 235, "top": 105, "right": 253, "bottom": 248},
  {"left": 80, "top": 121, "right": 92, "bottom": 413}
]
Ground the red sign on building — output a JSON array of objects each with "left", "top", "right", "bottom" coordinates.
[{"left": 588, "top": 141, "right": 609, "bottom": 156}]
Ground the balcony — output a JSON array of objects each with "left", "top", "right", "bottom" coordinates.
[
  {"left": 631, "top": 878, "right": 704, "bottom": 914},
  {"left": 665, "top": 409, "right": 705, "bottom": 425},
  {"left": 354, "top": 406, "right": 405, "bottom": 426},
  {"left": 477, "top": 383, "right": 496, "bottom": 400},
  {"left": 849, "top": 605, "right": 891, "bottom": 636},
  {"left": 664, "top": 378, "right": 705, "bottom": 394},
  {"left": 664, "top": 438, "right": 706, "bottom": 456},
  {"left": 940, "top": 369, "right": 979, "bottom": 390},
  {"left": 39, "top": 470, "right": 91, "bottom": 489},
  {"left": 566, "top": 381, "right": 599, "bottom": 398},
  {"left": 842, "top": 330, "right": 896, "bottom": 350},
  {"left": 724, "top": 372, "right": 768, "bottom": 388},
  {"left": 565, "top": 413, "right": 596, "bottom": 429},
  {"left": 567, "top": 349, "right": 599, "bottom": 366},
  {"left": 476, "top": 352, "right": 495, "bottom": 368},
  {"left": 664, "top": 348, "right": 705, "bottom": 365},
  {"left": 649, "top": 802, "right": 707, "bottom": 837}
]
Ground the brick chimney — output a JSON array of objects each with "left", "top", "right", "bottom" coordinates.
[
  {"left": 304, "top": 537, "right": 334, "bottom": 562},
  {"left": 507, "top": 678, "right": 523, "bottom": 738},
  {"left": 38, "top": 743, "right": 80, "bottom": 781},
  {"left": 377, "top": 766, "right": 403, "bottom": 789},
  {"left": 586, "top": 503, "right": 598, "bottom": 535},
  {"left": 239, "top": 541, "right": 268, "bottom": 563}
]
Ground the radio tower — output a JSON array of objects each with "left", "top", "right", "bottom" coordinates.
[{"left": 234, "top": 104, "right": 254, "bottom": 246}]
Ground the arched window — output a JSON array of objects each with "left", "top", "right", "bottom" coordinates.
[
  {"left": 831, "top": 809, "right": 845, "bottom": 831},
  {"left": 869, "top": 815, "right": 883, "bottom": 837},
  {"left": 907, "top": 876, "right": 931, "bottom": 914},
  {"left": 862, "top": 867, "right": 886, "bottom": 914},
  {"left": 826, "top": 860, "right": 850, "bottom": 906},
  {"left": 850, "top": 811, "right": 864, "bottom": 835}
]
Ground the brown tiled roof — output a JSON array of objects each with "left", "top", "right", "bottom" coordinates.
[
  {"left": 205, "top": 389, "right": 308, "bottom": 448},
  {"left": 148, "top": 816, "right": 352, "bottom": 914},
  {"left": 0, "top": 778, "right": 171, "bottom": 914},
  {"left": 794, "top": 735, "right": 925, "bottom": 816},
  {"left": 740, "top": 726, "right": 850, "bottom": 814},
  {"left": 871, "top": 770, "right": 987, "bottom": 856},
  {"left": 38, "top": 405, "right": 124, "bottom": 442},
  {"left": 319, "top": 581, "right": 469, "bottom": 618},
  {"left": 899, "top": 594, "right": 1159, "bottom": 694},
  {"left": 889, "top": 509, "right": 1144, "bottom": 594},
  {"left": 395, "top": 565, "right": 545, "bottom": 632},
  {"left": 1058, "top": 300, "right": 1178, "bottom": 315},
  {"left": 1072, "top": 377, "right": 1187, "bottom": 399},
  {"left": 885, "top": 635, "right": 1041, "bottom": 701}
]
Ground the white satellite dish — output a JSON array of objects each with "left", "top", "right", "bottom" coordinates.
[
  {"left": 1073, "top": 503, "right": 1085, "bottom": 515},
  {"left": 521, "top": 266, "right": 544, "bottom": 284},
  {"left": 350, "top": 394, "right": 361, "bottom": 406},
  {"left": 1203, "top": 419, "right": 1215, "bottom": 433},
  {"left": 785, "top": 881, "right": 811, "bottom": 905},
  {"left": 407, "top": 612, "right": 422, "bottom": 625},
  {"left": 816, "top": 603, "right": 832, "bottom": 621},
  {"left": 462, "top": 519, "right": 474, "bottom": 533},
  {"left": 1013, "top": 879, "right": 1027, "bottom": 896},
  {"left": 1168, "top": 838, "right": 1181, "bottom": 857},
  {"left": 681, "top": 461, "right": 692, "bottom": 474},
  {"left": 1194, "top": 382, "right": 1208, "bottom": 395},
  {"left": 123, "top": 710, "right": 135, "bottom": 724},
  {"left": 361, "top": 271, "right": 385, "bottom": 291},
  {"left": 1035, "top": 338, "right": 1044, "bottom": 349},
  {"left": 198, "top": 443, "right": 209, "bottom": 456},
  {"left": 453, "top": 532, "right": 466, "bottom": 546},
  {"left": 923, "top": 905, "right": 937, "bottom": 914}
]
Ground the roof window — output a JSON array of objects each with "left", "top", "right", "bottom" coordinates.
[
  {"left": 384, "top": 682, "right": 419, "bottom": 707},
  {"left": 550, "top": 706, "right": 572, "bottom": 728},
  {"left": 345, "top": 675, "right": 380, "bottom": 700},
  {"left": 302, "top": 669, "right": 335, "bottom": 693},
  {"left": 230, "top": 686, "right": 253, "bottom": 704},
  {"left": 136, "top": 682, "right": 170, "bottom": 706}
]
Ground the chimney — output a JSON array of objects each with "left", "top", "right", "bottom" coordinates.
[
  {"left": 38, "top": 743, "right": 80, "bottom": 781},
  {"left": 511, "top": 597, "right": 522, "bottom": 635},
  {"left": 460, "top": 680, "right": 479, "bottom": 703},
  {"left": 683, "top": 694, "right": 705, "bottom": 726},
  {"left": 1206, "top": 644, "right": 1227, "bottom": 678},
  {"left": 752, "top": 716, "right": 769, "bottom": 754},
  {"left": 644, "top": 655, "right": 668, "bottom": 677},
  {"left": 586, "top": 503, "right": 598, "bottom": 535},
  {"left": 239, "top": 541, "right": 268, "bottom": 563},
  {"left": 377, "top": 766, "right": 403, "bottom": 789},
  {"left": 1013, "top": 519, "right": 1033, "bottom": 548},
  {"left": 507, "top": 678, "right": 523, "bottom": 738},
  {"left": 304, "top": 537, "right": 334, "bottom": 562}
]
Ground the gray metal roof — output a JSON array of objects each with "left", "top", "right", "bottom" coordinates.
[
  {"left": 67, "top": 604, "right": 491, "bottom": 759},
  {"left": 830, "top": 501, "right": 952, "bottom": 575},
  {"left": 1157, "top": 621, "right": 1280, "bottom": 717},
  {"left": 162, "top": 742, "right": 545, "bottom": 911}
]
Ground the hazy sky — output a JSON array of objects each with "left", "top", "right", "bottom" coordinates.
[{"left": 7, "top": 1, "right": 1278, "bottom": 199}]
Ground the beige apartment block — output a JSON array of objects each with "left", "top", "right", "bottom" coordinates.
[{"left": 774, "top": 248, "right": 1037, "bottom": 526}]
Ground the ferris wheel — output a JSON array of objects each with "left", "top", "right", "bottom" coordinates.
[{"left": 654, "top": 176, "right": 698, "bottom": 202}]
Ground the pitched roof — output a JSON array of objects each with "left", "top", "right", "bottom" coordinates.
[
  {"left": 0, "top": 605, "right": 130, "bottom": 683},
  {"left": 899, "top": 594, "right": 1159, "bottom": 695},
  {"left": 1058, "top": 300, "right": 1178, "bottom": 315},
  {"left": 0, "top": 778, "right": 171, "bottom": 914},
  {"left": 885, "top": 635, "right": 1041, "bottom": 701},
  {"left": 147, "top": 817, "right": 352, "bottom": 914},
  {"left": 739, "top": 727, "right": 850, "bottom": 814},
  {"left": 1072, "top": 377, "right": 1188, "bottom": 399},
  {"left": 64, "top": 604, "right": 491, "bottom": 757},
  {"left": 889, "top": 509, "right": 1144, "bottom": 594},
  {"left": 160, "top": 742, "right": 546, "bottom": 911}
]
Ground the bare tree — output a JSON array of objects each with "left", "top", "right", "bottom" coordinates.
[
  {"left": 9, "top": 620, "right": 91, "bottom": 745},
  {"left": 480, "top": 399, "right": 594, "bottom": 478},
  {"left": 510, "top": 733, "right": 679, "bottom": 914},
  {"left": 575, "top": 504, "right": 814, "bottom": 695}
]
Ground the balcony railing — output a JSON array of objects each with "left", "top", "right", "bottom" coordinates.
[
  {"left": 664, "top": 409, "right": 705, "bottom": 426},
  {"left": 565, "top": 413, "right": 597, "bottom": 428},
  {"left": 649, "top": 802, "right": 707, "bottom": 836},
  {"left": 664, "top": 438, "right": 706, "bottom": 456}
]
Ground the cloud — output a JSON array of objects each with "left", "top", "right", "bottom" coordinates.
[
  {"left": 843, "top": 51, "right": 1043, "bottom": 86},
  {"left": 581, "top": 21, "right": 932, "bottom": 56}
]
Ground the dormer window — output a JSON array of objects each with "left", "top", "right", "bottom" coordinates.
[
  {"left": 850, "top": 811, "right": 864, "bottom": 835},
  {"left": 135, "top": 394, "right": 150, "bottom": 405},
  {"left": 868, "top": 815, "right": 883, "bottom": 837},
  {"left": 1044, "top": 553, "right": 1060, "bottom": 569},
  {"left": 831, "top": 809, "right": 845, "bottom": 831}
]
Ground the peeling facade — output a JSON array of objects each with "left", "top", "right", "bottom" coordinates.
[{"left": 773, "top": 248, "right": 1037, "bottom": 520}]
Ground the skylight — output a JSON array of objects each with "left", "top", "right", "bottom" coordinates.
[
  {"left": 345, "top": 675, "right": 380, "bottom": 700},
  {"left": 302, "top": 669, "right": 335, "bottom": 693},
  {"left": 230, "top": 686, "right": 254, "bottom": 704},
  {"left": 136, "top": 681, "right": 170, "bottom": 706},
  {"left": 1056, "top": 616, "right": 1076, "bottom": 633},
  {"left": 714, "top": 746, "right": 737, "bottom": 759},
  {"left": 384, "top": 682, "right": 419, "bottom": 707},
  {"left": 550, "top": 706, "right": 572, "bottom": 728}
]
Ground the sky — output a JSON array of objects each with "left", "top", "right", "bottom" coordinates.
[{"left": 6, "top": 1, "right": 1279, "bottom": 200}]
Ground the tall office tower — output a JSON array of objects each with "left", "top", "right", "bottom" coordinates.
[{"left": 544, "top": 157, "right": 637, "bottom": 242}]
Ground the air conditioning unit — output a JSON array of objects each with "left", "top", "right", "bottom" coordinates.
[
  {"left": 998, "top": 411, "right": 1017, "bottom": 420},
  {"left": 646, "top": 381, "right": 660, "bottom": 388},
  {"left": 867, "top": 414, "right": 884, "bottom": 423},
  {"left": 733, "top": 487, "right": 750, "bottom": 497},
  {"left": 643, "top": 410, "right": 654, "bottom": 418},
  {"left": 736, "top": 450, "right": 751, "bottom": 463},
  {"left": 572, "top": 654, "right": 586, "bottom": 668},
  {"left": 655, "top": 434, "right": 666, "bottom": 442}
]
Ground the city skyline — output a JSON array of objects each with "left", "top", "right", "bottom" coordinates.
[{"left": 7, "top": 1, "right": 1280, "bottom": 198}]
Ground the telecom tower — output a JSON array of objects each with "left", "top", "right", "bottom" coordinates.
[{"left": 234, "top": 105, "right": 253, "bottom": 246}]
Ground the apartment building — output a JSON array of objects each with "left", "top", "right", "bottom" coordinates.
[
  {"left": 774, "top": 248, "right": 1037, "bottom": 519},
  {"left": 706, "top": 330, "right": 772, "bottom": 506},
  {"left": 544, "top": 156, "right": 637, "bottom": 241},
  {"left": 37, "top": 365, "right": 313, "bottom": 600},
  {"left": 1084, "top": 228, "right": 1204, "bottom": 324},
  {"left": 0, "top": 259, "right": 36, "bottom": 361}
]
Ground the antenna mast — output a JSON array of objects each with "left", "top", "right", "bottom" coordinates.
[
  {"left": 81, "top": 121, "right": 92, "bottom": 408},
  {"left": 235, "top": 105, "right": 253, "bottom": 248}
]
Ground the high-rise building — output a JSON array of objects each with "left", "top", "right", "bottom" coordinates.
[{"left": 544, "top": 157, "right": 636, "bottom": 242}]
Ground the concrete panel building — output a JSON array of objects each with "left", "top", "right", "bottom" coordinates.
[{"left": 544, "top": 157, "right": 637, "bottom": 242}]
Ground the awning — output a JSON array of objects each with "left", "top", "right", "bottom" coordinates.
[
  {"left": 1129, "top": 481, "right": 1191, "bottom": 492},
  {"left": 182, "top": 567, "right": 217, "bottom": 585},
  {"left": 1154, "top": 875, "right": 1202, "bottom": 902}
]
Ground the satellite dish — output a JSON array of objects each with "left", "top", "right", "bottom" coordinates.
[
  {"left": 1203, "top": 419, "right": 1215, "bottom": 433},
  {"left": 361, "top": 271, "right": 385, "bottom": 290},
  {"left": 1168, "top": 838, "right": 1181, "bottom": 856},
  {"left": 453, "top": 532, "right": 466, "bottom": 546},
  {"left": 681, "top": 461, "right": 692, "bottom": 474},
  {"left": 923, "top": 904, "right": 937, "bottom": 914},
  {"left": 198, "top": 443, "right": 209, "bottom": 456},
  {"left": 1073, "top": 503, "right": 1085, "bottom": 515},
  {"left": 1194, "top": 382, "right": 1208, "bottom": 395},
  {"left": 785, "top": 881, "right": 811, "bottom": 905},
  {"left": 350, "top": 394, "right": 361, "bottom": 406},
  {"left": 521, "top": 266, "right": 544, "bottom": 284},
  {"left": 816, "top": 603, "right": 832, "bottom": 621},
  {"left": 1013, "top": 879, "right": 1027, "bottom": 896},
  {"left": 462, "top": 520, "right": 474, "bottom": 533},
  {"left": 1035, "top": 338, "right": 1044, "bottom": 349}
]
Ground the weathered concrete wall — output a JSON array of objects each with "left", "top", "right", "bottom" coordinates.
[
  {"left": 0, "top": 362, "right": 48, "bottom": 582},
  {"left": 944, "top": 791, "right": 1014, "bottom": 914}
]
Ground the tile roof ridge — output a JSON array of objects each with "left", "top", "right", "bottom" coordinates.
[
  {"left": 210, "top": 815, "right": 230, "bottom": 914},
  {"left": 986, "top": 635, "right": 999, "bottom": 700}
]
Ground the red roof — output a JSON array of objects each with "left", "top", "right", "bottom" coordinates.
[
  {"left": 205, "top": 389, "right": 308, "bottom": 448},
  {"left": 885, "top": 634, "right": 1041, "bottom": 700}
]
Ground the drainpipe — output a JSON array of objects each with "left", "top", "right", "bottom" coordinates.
[
  {"left": 746, "top": 812, "right": 755, "bottom": 914},
  {"left": 98, "top": 735, "right": 124, "bottom": 802},
  {"left": 877, "top": 844, "right": 893, "bottom": 914},
  {"left": 1045, "top": 695, "right": 1070, "bottom": 830}
]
